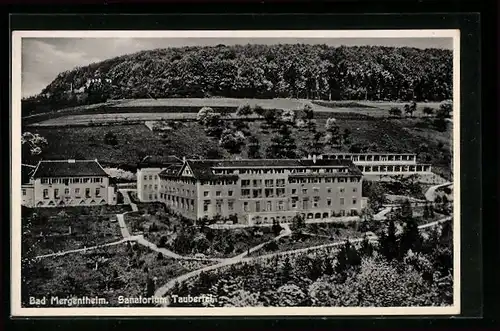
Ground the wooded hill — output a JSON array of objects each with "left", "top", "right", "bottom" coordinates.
[{"left": 29, "top": 44, "right": 452, "bottom": 109}]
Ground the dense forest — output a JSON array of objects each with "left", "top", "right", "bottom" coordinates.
[{"left": 23, "top": 44, "right": 452, "bottom": 115}]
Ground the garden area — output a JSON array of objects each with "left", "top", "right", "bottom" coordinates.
[
  {"left": 21, "top": 206, "right": 130, "bottom": 258},
  {"left": 124, "top": 206, "right": 280, "bottom": 259},
  {"left": 250, "top": 220, "right": 365, "bottom": 258},
  {"left": 21, "top": 242, "right": 214, "bottom": 307}
]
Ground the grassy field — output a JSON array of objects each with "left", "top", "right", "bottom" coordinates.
[
  {"left": 26, "top": 123, "right": 227, "bottom": 167},
  {"left": 313, "top": 100, "right": 445, "bottom": 118},
  {"left": 26, "top": 112, "right": 452, "bottom": 179},
  {"left": 24, "top": 98, "right": 450, "bottom": 126},
  {"left": 113, "top": 97, "right": 308, "bottom": 109}
]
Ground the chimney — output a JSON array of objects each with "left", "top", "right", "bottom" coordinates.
[
  {"left": 182, "top": 156, "right": 186, "bottom": 162},
  {"left": 313, "top": 154, "right": 317, "bottom": 164}
]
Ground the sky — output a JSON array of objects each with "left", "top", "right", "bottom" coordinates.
[{"left": 21, "top": 37, "right": 453, "bottom": 98}]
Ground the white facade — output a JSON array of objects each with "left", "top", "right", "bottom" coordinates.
[{"left": 137, "top": 168, "right": 164, "bottom": 202}]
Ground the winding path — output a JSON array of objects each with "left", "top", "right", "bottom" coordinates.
[
  {"left": 27, "top": 239, "right": 129, "bottom": 261},
  {"left": 425, "top": 182, "right": 452, "bottom": 202},
  {"left": 154, "top": 216, "right": 452, "bottom": 303}
]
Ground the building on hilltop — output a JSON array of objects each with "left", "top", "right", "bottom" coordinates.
[
  {"left": 21, "top": 159, "right": 116, "bottom": 208},
  {"left": 138, "top": 156, "right": 363, "bottom": 225},
  {"left": 318, "top": 153, "right": 432, "bottom": 175}
]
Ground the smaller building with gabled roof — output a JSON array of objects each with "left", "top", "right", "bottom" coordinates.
[{"left": 21, "top": 159, "right": 116, "bottom": 208}]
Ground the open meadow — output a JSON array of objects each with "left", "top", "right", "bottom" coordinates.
[{"left": 24, "top": 98, "right": 446, "bottom": 127}]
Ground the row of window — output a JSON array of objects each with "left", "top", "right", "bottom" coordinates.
[
  {"left": 144, "top": 184, "right": 158, "bottom": 190},
  {"left": 149, "top": 186, "right": 357, "bottom": 200},
  {"left": 159, "top": 177, "right": 359, "bottom": 189},
  {"left": 162, "top": 194, "right": 196, "bottom": 212},
  {"left": 325, "top": 154, "right": 416, "bottom": 161},
  {"left": 199, "top": 180, "right": 238, "bottom": 186},
  {"left": 143, "top": 174, "right": 158, "bottom": 181},
  {"left": 42, "top": 187, "right": 102, "bottom": 199},
  {"left": 241, "top": 188, "right": 287, "bottom": 198},
  {"left": 204, "top": 190, "right": 234, "bottom": 197},
  {"left": 40, "top": 177, "right": 104, "bottom": 185},
  {"left": 290, "top": 197, "right": 358, "bottom": 208},
  {"left": 212, "top": 167, "right": 349, "bottom": 175},
  {"left": 162, "top": 186, "right": 196, "bottom": 196},
  {"left": 202, "top": 196, "right": 358, "bottom": 213},
  {"left": 288, "top": 177, "right": 359, "bottom": 184},
  {"left": 360, "top": 165, "right": 431, "bottom": 172},
  {"left": 241, "top": 179, "right": 286, "bottom": 188},
  {"left": 203, "top": 199, "right": 237, "bottom": 213}
]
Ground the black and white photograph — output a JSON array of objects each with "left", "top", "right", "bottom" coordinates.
[{"left": 11, "top": 30, "right": 460, "bottom": 316}]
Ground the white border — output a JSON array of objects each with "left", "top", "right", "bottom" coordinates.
[{"left": 11, "top": 29, "right": 461, "bottom": 317}]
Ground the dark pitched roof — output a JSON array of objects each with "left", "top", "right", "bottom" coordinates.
[
  {"left": 289, "top": 171, "right": 362, "bottom": 178},
  {"left": 158, "top": 164, "right": 184, "bottom": 177},
  {"left": 21, "top": 164, "right": 36, "bottom": 184},
  {"left": 32, "top": 160, "right": 109, "bottom": 178},
  {"left": 136, "top": 155, "right": 183, "bottom": 169},
  {"left": 187, "top": 159, "right": 355, "bottom": 169},
  {"left": 321, "top": 152, "right": 417, "bottom": 156},
  {"left": 160, "top": 158, "right": 359, "bottom": 180}
]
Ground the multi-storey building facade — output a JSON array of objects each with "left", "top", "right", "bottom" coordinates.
[
  {"left": 21, "top": 159, "right": 116, "bottom": 208},
  {"left": 318, "top": 153, "right": 432, "bottom": 175},
  {"left": 151, "top": 157, "right": 363, "bottom": 225},
  {"left": 136, "top": 157, "right": 183, "bottom": 202}
]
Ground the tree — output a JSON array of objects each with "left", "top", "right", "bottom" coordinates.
[
  {"left": 206, "top": 148, "right": 223, "bottom": 159},
  {"left": 400, "top": 199, "right": 413, "bottom": 220},
  {"left": 302, "top": 103, "right": 314, "bottom": 120},
  {"left": 280, "top": 109, "right": 296, "bottom": 124},
  {"left": 422, "top": 107, "right": 434, "bottom": 116},
  {"left": 441, "top": 195, "right": 450, "bottom": 215},
  {"left": 253, "top": 104, "right": 265, "bottom": 117},
  {"left": 325, "top": 118, "right": 342, "bottom": 148},
  {"left": 263, "top": 109, "right": 279, "bottom": 125},
  {"left": 380, "top": 219, "right": 398, "bottom": 261},
  {"left": 335, "top": 240, "right": 361, "bottom": 274},
  {"left": 197, "top": 107, "right": 219, "bottom": 125},
  {"left": 29, "top": 45, "right": 452, "bottom": 108},
  {"left": 360, "top": 235, "right": 374, "bottom": 257},
  {"left": 434, "top": 101, "right": 452, "bottom": 132},
  {"left": 145, "top": 276, "right": 156, "bottom": 297},
  {"left": 290, "top": 214, "right": 306, "bottom": 233},
  {"left": 219, "top": 129, "right": 246, "bottom": 154},
  {"left": 405, "top": 101, "right": 417, "bottom": 117},
  {"left": 247, "top": 135, "right": 261, "bottom": 159},
  {"left": 388, "top": 107, "right": 402, "bottom": 117},
  {"left": 104, "top": 131, "right": 118, "bottom": 146},
  {"left": 306, "top": 131, "right": 325, "bottom": 155},
  {"left": 265, "top": 125, "right": 297, "bottom": 159},
  {"left": 362, "top": 180, "right": 387, "bottom": 211},
  {"left": 271, "top": 219, "right": 282, "bottom": 236},
  {"left": 423, "top": 202, "right": 431, "bottom": 219},
  {"left": 437, "top": 100, "right": 452, "bottom": 118},
  {"left": 399, "top": 216, "right": 423, "bottom": 258},
  {"left": 21, "top": 132, "right": 48, "bottom": 157},
  {"left": 279, "top": 256, "right": 293, "bottom": 285},
  {"left": 236, "top": 103, "right": 253, "bottom": 118}
]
